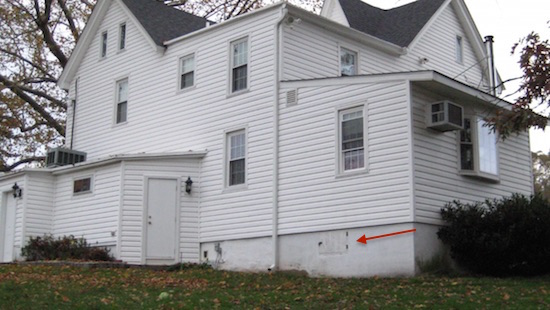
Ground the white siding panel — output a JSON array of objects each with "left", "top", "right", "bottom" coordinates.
[
  {"left": 282, "top": 5, "right": 489, "bottom": 92},
  {"left": 23, "top": 172, "right": 54, "bottom": 240},
  {"left": 278, "top": 81, "right": 413, "bottom": 235},
  {"left": 412, "top": 86, "right": 533, "bottom": 224},
  {"left": 53, "top": 164, "right": 120, "bottom": 246},
  {"left": 71, "top": 4, "right": 279, "bottom": 243},
  {"left": 120, "top": 158, "right": 200, "bottom": 264}
]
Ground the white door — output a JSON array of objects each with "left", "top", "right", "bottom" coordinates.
[
  {"left": 2, "top": 193, "right": 16, "bottom": 262},
  {"left": 145, "top": 178, "right": 178, "bottom": 263}
]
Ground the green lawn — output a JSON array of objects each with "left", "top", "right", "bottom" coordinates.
[{"left": 0, "top": 264, "right": 549, "bottom": 309}]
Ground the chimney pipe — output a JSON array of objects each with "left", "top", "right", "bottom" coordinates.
[{"left": 484, "top": 35, "right": 497, "bottom": 96}]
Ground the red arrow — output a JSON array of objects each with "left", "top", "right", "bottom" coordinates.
[{"left": 357, "top": 229, "right": 416, "bottom": 244}]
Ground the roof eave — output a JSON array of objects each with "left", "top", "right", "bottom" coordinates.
[{"left": 51, "top": 151, "right": 208, "bottom": 175}]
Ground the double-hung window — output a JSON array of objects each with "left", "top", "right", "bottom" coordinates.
[
  {"left": 227, "top": 130, "right": 246, "bottom": 186},
  {"left": 116, "top": 79, "right": 128, "bottom": 124},
  {"left": 179, "top": 54, "right": 195, "bottom": 90},
  {"left": 119, "top": 23, "right": 126, "bottom": 51},
  {"left": 459, "top": 116, "right": 499, "bottom": 179},
  {"left": 101, "top": 31, "right": 108, "bottom": 58},
  {"left": 231, "top": 38, "right": 248, "bottom": 93},
  {"left": 339, "top": 107, "right": 365, "bottom": 172},
  {"left": 340, "top": 47, "right": 357, "bottom": 76}
]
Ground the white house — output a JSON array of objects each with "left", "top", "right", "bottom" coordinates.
[{"left": 0, "top": 0, "right": 533, "bottom": 277}]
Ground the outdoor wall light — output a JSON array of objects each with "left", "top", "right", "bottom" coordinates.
[
  {"left": 12, "top": 182, "right": 22, "bottom": 198},
  {"left": 185, "top": 177, "right": 193, "bottom": 194}
]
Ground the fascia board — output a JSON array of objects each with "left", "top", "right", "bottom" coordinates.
[
  {"left": 281, "top": 70, "right": 511, "bottom": 109},
  {"left": 58, "top": 0, "right": 112, "bottom": 90},
  {"left": 51, "top": 151, "right": 208, "bottom": 175}
]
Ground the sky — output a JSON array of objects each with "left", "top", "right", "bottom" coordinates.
[{"left": 364, "top": 0, "right": 550, "bottom": 153}]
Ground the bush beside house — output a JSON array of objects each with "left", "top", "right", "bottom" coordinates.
[
  {"left": 21, "top": 235, "right": 113, "bottom": 262},
  {"left": 438, "top": 194, "right": 550, "bottom": 276}
]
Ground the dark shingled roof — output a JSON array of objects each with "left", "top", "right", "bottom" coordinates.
[
  {"left": 339, "top": 0, "right": 446, "bottom": 47},
  {"left": 121, "top": 0, "right": 211, "bottom": 46}
]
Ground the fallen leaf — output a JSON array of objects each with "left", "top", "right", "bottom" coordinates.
[{"left": 503, "top": 293, "right": 510, "bottom": 301}]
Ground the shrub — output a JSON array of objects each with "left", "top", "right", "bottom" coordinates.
[
  {"left": 437, "top": 194, "right": 550, "bottom": 276},
  {"left": 21, "top": 235, "right": 114, "bottom": 262}
]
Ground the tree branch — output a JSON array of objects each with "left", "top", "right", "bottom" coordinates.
[
  {"left": 1, "top": 156, "right": 45, "bottom": 172},
  {"left": 0, "top": 73, "right": 65, "bottom": 136},
  {"left": 58, "top": 0, "right": 80, "bottom": 41},
  {"left": 33, "top": 0, "right": 69, "bottom": 67}
]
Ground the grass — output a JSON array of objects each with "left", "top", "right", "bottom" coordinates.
[{"left": 0, "top": 264, "right": 549, "bottom": 309}]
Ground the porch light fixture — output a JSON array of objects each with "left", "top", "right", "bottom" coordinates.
[
  {"left": 185, "top": 177, "right": 193, "bottom": 194},
  {"left": 12, "top": 183, "right": 22, "bottom": 198}
]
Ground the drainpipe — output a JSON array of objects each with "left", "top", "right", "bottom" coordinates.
[
  {"left": 269, "top": 4, "right": 288, "bottom": 272},
  {"left": 69, "top": 77, "right": 78, "bottom": 149},
  {"left": 484, "top": 35, "right": 496, "bottom": 96}
]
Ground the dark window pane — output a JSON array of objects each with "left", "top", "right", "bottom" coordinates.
[
  {"left": 117, "top": 101, "right": 127, "bottom": 123},
  {"left": 230, "top": 158, "right": 245, "bottom": 185},
  {"left": 232, "top": 65, "right": 247, "bottom": 92},
  {"left": 460, "top": 144, "right": 474, "bottom": 170},
  {"left": 74, "top": 178, "right": 91, "bottom": 193},
  {"left": 181, "top": 71, "right": 194, "bottom": 89}
]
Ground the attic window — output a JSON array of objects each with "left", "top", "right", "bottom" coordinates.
[
  {"left": 179, "top": 54, "right": 195, "bottom": 89},
  {"left": 340, "top": 47, "right": 357, "bottom": 76},
  {"left": 101, "top": 31, "right": 108, "bottom": 58},
  {"left": 456, "top": 36, "right": 463, "bottom": 64},
  {"left": 119, "top": 23, "right": 126, "bottom": 50},
  {"left": 231, "top": 37, "right": 248, "bottom": 93}
]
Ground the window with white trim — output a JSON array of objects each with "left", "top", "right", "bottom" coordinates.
[
  {"left": 101, "top": 31, "right": 108, "bottom": 58},
  {"left": 231, "top": 38, "right": 248, "bottom": 93},
  {"left": 73, "top": 177, "right": 92, "bottom": 194},
  {"left": 456, "top": 35, "right": 463, "bottom": 63},
  {"left": 339, "top": 107, "right": 365, "bottom": 172},
  {"left": 340, "top": 47, "right": 357, "bottom": 76},
  {"left": 227, "top": 130, "right": 246, "bottom": 186},
  {"left": 119, "top": 23, "right": 126, "bottom": 51},
  {"left": 179, "top": 54, "right": 195, "bottom": 90},
  {"left": 459, "top": 116, "right": 499, "bottom": 178},
  {"left": 116, "top": 79, "right": 128, "bottom": 124}
]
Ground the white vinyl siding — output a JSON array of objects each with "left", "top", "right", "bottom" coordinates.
[
  {"left": 278, "top": 80, "right": 412, "bottom": 234},
  {"left": 119, "top": 158, "right": 201, "bottom": 264},
  {"left": 71, "top": 4, "right": 279, "bottom": 242},
  {"left": 281, "top": 4, "right": 489, "bottom": 92},
  {"left": 230, "top": 37, "right": 248, "bottom": 93},
  {"left": 411, "top": 86, "right": 532, "bottom": 224},
  {"left": 53, "top": 164, "right": 121, "bottom": 247},
  {"left": 179, "top": 54, "right": 195, "bottom": 89},
  {"left": 116, "top": 79, "right": 128, "bottom": 124}
]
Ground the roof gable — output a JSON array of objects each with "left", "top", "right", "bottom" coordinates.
[
  {"left": 338, "top": 0, "right": 446, "bottom": 47},
  {"left": 120, "top": 0, "right": 211, "bottom": 46}
]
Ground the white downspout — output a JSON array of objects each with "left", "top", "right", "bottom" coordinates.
[{"left": 270, "top": 4, "right": 287, "bottom": 272}]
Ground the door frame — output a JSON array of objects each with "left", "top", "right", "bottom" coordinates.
[
  {"left": 0, "top": 190, "right": 16, "bottom": 262},
  {"left": 141, "top": 176, "right": 181, "bottom": 264}
]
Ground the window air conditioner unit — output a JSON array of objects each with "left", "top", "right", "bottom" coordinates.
[
  {"left": 46, "top": 148, "right": 87, "bottom": 167},
  {"left": 426, "top": 100, "right": 463, "bottom": 131}
]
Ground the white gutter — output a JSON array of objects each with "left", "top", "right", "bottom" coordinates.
[{"left": 269, "top": 4, "right": 288, "bottom": 272}]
